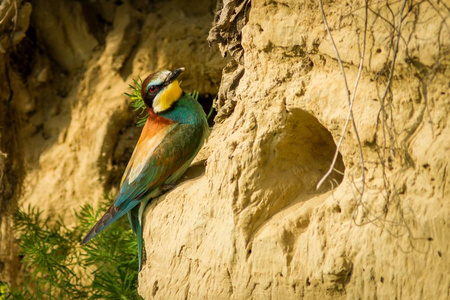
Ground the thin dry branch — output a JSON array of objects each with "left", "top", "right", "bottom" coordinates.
[
  {"left": 374, "top": 0, "right": 408, "bottom": 210},
  {"left": 379, "top": 0, "right": 408, "bottom": 104},
  {"left": 426, "top": 0, "right": 450, "bottom": 36},
  {"left": 0, "top": 3, "right": 14, "bottom": 27},
  {"left": 316, "top": 0, "right": 367, "bottom": 205},
  {"left": 350, "top": 0, "right": 431, "bottom": 232}
]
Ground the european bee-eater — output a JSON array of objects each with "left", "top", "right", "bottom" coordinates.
[{"left": 82, "top": 68, "right": 209, "bottom": 270}]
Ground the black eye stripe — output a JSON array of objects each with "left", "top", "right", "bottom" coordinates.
[{"left": 147, "top": 84, "right": 164, "bottom": 93}]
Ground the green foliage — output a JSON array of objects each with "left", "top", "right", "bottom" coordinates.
[
  {"left": 206, "top": 102, "right": 215, "bottom": 121},
  {"left": 125, "top": 77, "right": 148, "bottom": 128},
  {"left": 189, "top": 90, "right": 200, "bottom": 102},
  {"left": 0, "top": 281, "right": 8, "bottom": 300},
  {"left": 10, "top": 198, "right": 142, "bottom": 300},
  {"left": 125, "top": 77, "right": 202, "bottom": 127}
]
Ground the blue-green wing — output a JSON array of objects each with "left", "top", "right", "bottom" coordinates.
[{"left": 82, "top": 123, "right": 205, "bottom": 244}]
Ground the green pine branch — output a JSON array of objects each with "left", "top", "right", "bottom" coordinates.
[{"left": 9, "top": 198, "right": 142, "bottom": 300}]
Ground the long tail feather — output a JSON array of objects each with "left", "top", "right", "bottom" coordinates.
[
  {"left": 137, "top": 215, "right": 144, "bottom": 271},
  {"left": 82, "top": 202, "right": 137, "bottom": 244},
  {"left": 129, "top": 204, "right": 145, "bottom": 271},
  {"left": 128, "top": 207, "right": 139, "bottom": 235}
]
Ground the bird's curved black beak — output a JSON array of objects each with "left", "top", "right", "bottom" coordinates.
[{"left": 165, "top": 67, "right": 184, "bottom": 85}]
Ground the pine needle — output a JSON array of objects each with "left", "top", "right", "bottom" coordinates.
[
  {"left": 126, "top": 77, "right": 148, "bottom": 127},
  {"left": 10, "top": 200, "right": 142, "bottom": 299}
]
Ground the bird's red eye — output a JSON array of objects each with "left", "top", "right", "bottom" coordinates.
[{"left": 148, "top": 86, "right": 157, "bottom": 93}]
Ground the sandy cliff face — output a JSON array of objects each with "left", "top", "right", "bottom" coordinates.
[
  {"left": 1, "top": 0, "right": 449, "bottom": 299},
  {"left": 139, "top": 0, "right": 449, "bottom": 299}
]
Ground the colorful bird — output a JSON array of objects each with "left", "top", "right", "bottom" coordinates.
[{"left": 82, "top": 68, "right": 209, "bottom": 270}]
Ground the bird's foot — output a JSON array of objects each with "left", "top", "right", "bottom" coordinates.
[{"left": 161, "top": 184, "right": 177, "bottom": 192}]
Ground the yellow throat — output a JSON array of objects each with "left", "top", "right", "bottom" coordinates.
[{"left": 153, "top": 80, "right": 183, "bottom": 113}]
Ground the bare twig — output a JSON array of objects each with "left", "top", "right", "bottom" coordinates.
[
  {"left": 379, "top": 0, "right": 408, "bottom": 105},
  {"left": 316, "top": 0, "right": 367, "bottom": 205},
  {"left": 0, "top": 3, "right": 14, "bottom": 27},
  {"left": 373, "top": 0, "right": 408, "bottom": 213},
  {"left": 316, "top": 0, "right": 445, "bottom": 252},
  {"left": 426, "top": 0, "right": 450, "bottom": 36},
  {"left": 12, "top": 0, "right": 18, "bottom": 32}
]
